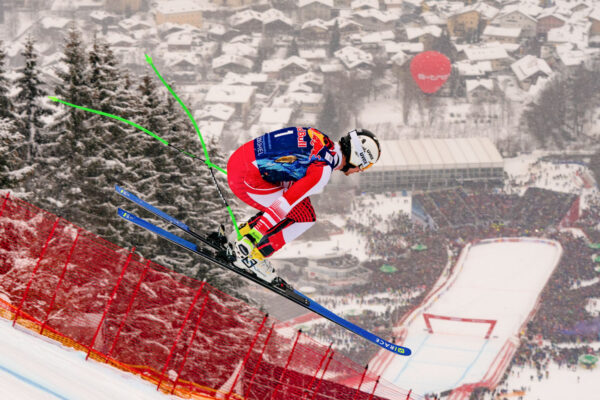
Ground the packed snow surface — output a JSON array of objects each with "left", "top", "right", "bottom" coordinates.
[
  {"left": 373, "top": 238, "right": 562, "bottom": 395},
  {"left": 0, "top": 318, "right": 176, "bottom": 400}
]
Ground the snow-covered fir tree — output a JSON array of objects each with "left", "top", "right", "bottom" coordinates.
[
  {"left": 0, "top": 118, "right": 25, "bottom": 188},
  {"left": 36, "top": 24, "right": 94, "bottom": 221},
  {"left": 13, "top": 35, "right": 53, "bottom": 164},
  {"left": 49, "top": 24, "right": 92, "bottom": 149},
  {"left": 125, "top": 78, "right": 239, "bottom": 289},
  {"left": 0, "top": 40, "right": 14, "bottom": 121}
]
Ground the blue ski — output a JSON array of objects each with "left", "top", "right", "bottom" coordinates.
[
  {"left": 115, "top": 184, "right": 224, "bottom": 250},
  {"left": 117, "top": 208, "right": 411, "bottom": 356}
]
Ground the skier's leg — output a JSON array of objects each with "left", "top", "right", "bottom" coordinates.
[
  {"left": 226, "top": 142, "right": 282, "bottom": 282},
  {"left": 254, "top": 197, "right": 316, "bottom": 258}
]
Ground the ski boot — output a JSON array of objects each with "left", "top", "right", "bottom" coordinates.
[{"left": 228, "top": 223, "right": 277, "bottom": 284}]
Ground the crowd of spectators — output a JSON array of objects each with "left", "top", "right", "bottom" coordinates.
[
  {"left": 294, "top": 160, "right": 600, "bottom": 400},
  {"left": 413, "top": 187, "right": 577, "bottom": 231},
  {"left": 316, "top": 182, "right": 600, "bottom": 392},
  {"left": 526, "top": 233, "right": 600, "bottom": 343},
  {"left": 511, "top": 188, "right": 578, "bottom": 229}
]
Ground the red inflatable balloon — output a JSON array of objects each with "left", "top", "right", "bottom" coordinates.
[{"left": 410, "top": 51, "right": 451, "bottom": 94}]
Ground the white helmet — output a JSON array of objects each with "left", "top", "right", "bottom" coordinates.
[{"left": 340, "top": 129, "right": 381, "bottom": 171}]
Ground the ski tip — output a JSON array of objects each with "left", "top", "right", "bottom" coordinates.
[{"left": 378, "top": 338, "right": 411, "bottom": 356}]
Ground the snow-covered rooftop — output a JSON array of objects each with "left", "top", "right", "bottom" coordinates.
[
  {"left": 222, "top": 42, "right": 258, "bottom": 58},
  {"left": 472, "top": 2, "right": 500, "bottom": 20},
  {"left": 555, "top": 43, "right": 587, "bottom": 67},
  {"left": 377, "top": 138, "right": 503, "bottom": 171},
  {"left": 262, "top": 9, "right": 293, "bottom": 26},
  {"left": 406, "top": 25, "right": 442, "bottom": 40},
  {"left": 385, "top": 42, "right": 424, "bottom": 54},
  {"left": 204, "top": 85, "right": 256, "bottom": 103},
  {"left": 298, "top": 0, "right": 334, "bottom": 8},
  {"left": 510, "top": 55, "right": 553, "bottom": 82},
  {"left": 589, "top": 7, "right": 600, "bottom": 22},
  {"left": 228, "top": 9, "right": 262, "bottom": 27},
  {"left": 352, "top": 8, "right": 398, "bottom": 23},
  {"left": 196, "top": 121, "right": 224, "bottom": 141},
  {"left": 154, "top": 0, "right": 210, "bottom": 14},
  {"left": 334, "top": 46, "right": 374, "bottom": 69},
  {"left": 259, "top": 107, "right": 294, "bottom": 125},
  {"left": 298, "top": 48, "right": 328, "bottom": 60},
  {"left": 466, "top": 78, "right": 494, "bottom": 93},
  {"left": 455, "top": 60, "right": 492, "bottom": 76},
  {"left": 195, "top": 104, "right": 236, "bottom": 121},
  {"left": 222, "top": 72, "right": 268, "bottom": 86},
  {"left": 40, "top": 17, "right": 72, "bottom": 30},
  {"left": 301, "top": 19, "right": 329, "bottom": 31},
  {"left": 421, "top": 12, "right": 447, "bottom": 26},
  {"left": 462, "top": 44, "right": 510, "bottom": 61},
  {"left": 360, "top": 30, "right": 395, "bottom": 44},
  {"left": 390, "top": 50, "right": 410, "bottom": 66},
  {"left": 212, "top": 54, "right": 253, "bottom": 70},
  {"left": 483, "top": 25, "right": 521, "bottom": 38},
  {"left": 547, "top": 21, "right": 591, "bottom": 45}
]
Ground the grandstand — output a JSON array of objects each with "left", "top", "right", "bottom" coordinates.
[
  {"left": 412, "top": 187, "right": 579, "bottom": 230},
  {"left": 361, "top": 138, "right": 504, "bottom": 192}
]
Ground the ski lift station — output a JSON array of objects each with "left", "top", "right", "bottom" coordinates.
[{"left": 361, "top": 137, "right": 504, "bottom": 191}]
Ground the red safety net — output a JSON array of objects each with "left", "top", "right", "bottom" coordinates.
[{"left": 0, "top": 192, "right": 421, "bottom": 400}]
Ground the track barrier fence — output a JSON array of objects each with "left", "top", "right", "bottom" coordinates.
[{"left": 0, "top": 192, "right": 421, "bottom": 400}]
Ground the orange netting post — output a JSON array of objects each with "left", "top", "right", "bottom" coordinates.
[
  {"left": 157, "top": 283, "right": 206, "bottom": 391},
  {"left": 367, "top": 376, "right": 380, "bottom": 400},
  {"left": 352, "top": 365, "right": 369, "bottom": 400},
  {"left": 304, "top": 343, "right": 332, "bottom": 397},
  {"left": 172, "top": 283, "right": 210, "bottom": 395},
  {"left": 106, "top": 259, "right": 152, "bottom": 360},
  {"left": 246, "top": 322, "right": 275, "bottom": 397},
  {"left": 86, "top": 247, "right": 136, "bottom": 360},
  {"left": 0, "top": 192, "right": 9, "bottom": 216},
  {"left": 40, "top": 228, "right": 81, "bottom": 336},
  {"left": 13, "top": 216, "right": 60, "bottom": 327},
  {"left": 310, "top": 349, "right": 335, "bottom": 400},
  {"left": 406, "top": 389, "right": 412, "bottom": 399},
  {"left": 271, "top": 329, "right": 302, "bottom": 400},
  {"left": 226, "top": 313, "right": 269, "bottom": 399}
]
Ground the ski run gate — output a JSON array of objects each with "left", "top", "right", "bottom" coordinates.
[{"left": 0, "top": 192, "right": 421, "bottom": 400}]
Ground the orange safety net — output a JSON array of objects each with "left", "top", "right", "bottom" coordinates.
[{"left": 0, "top": 192, "right": 421, "bottom": 400}]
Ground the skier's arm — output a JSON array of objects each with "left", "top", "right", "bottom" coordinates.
[{"left": 253, "top": 163, "right": 332, "bottom": 234}]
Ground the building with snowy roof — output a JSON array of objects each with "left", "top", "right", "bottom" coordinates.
[
  {"left": 466, "top": 79, "right": 495, "bottom": 102},
  {"left": 361, "top": 137, "right": 504, "bottom": 191},
  {"left": 460, "top": 44, "right": 512, "bottom": 71},
  {"left": 491, "top": 6, "right": 538, "bottom": 38},
  {"left": 510, "top": 55, "right": 552, "bottom": 90},
  {"left": 334, "top": 46, "right": 374, "bottom": 69},
  {"left": 204, "top": 85, "right": 256, "bottom": 127},
  {"left": 482, "top": 26, "right": 522, "bottom": 43},
  {"left": 154, "top": 1, "right": 207, "bottom": 28}
]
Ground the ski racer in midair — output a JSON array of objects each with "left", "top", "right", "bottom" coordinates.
[{"left": 227, "top": 127, "right": 381, "bottom": 282}]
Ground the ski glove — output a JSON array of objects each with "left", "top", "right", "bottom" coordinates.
[{"left": 235, "top": 227, "right": 265, "bottom": 261}]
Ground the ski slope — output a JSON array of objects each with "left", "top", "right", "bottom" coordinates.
[
  {"left": 0, "top": 318, "right": 177, "bottom": 400},
  {"left": 371, "top": 238, "right": 562, "bottom": 395}
]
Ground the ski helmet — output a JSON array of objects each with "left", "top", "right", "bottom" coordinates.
[{"left": 340, "top": 129, "right": 381, "bottom": 171}]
